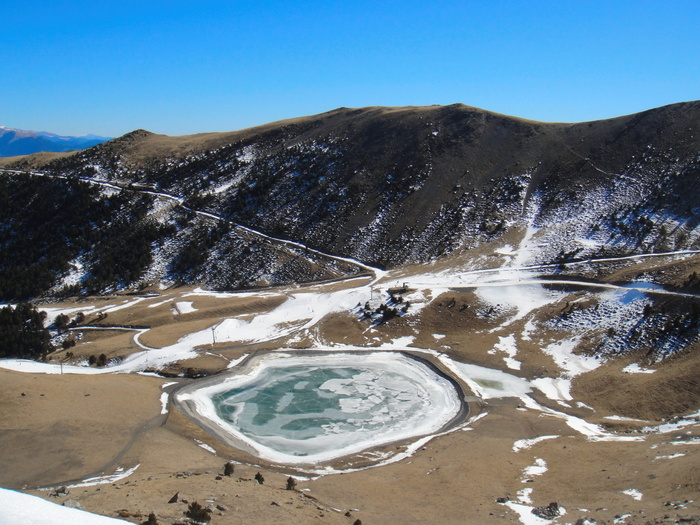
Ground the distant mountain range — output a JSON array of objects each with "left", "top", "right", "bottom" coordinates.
[{"left": 0, "top": 126, "right": 111, "bottom": 157}]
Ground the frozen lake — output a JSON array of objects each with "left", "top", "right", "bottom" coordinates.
[{"left": 175, "top": 352, "right": 465, "bottom": 464}]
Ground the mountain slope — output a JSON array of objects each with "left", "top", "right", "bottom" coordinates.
[
  {"left": 0, "top": 102, "right": 698, "bottom": 300},
  {"left": 2, "top": 104, "right": 700, "bottom": 525}
]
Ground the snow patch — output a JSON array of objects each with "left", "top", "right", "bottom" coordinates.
[
  {"left": 493, "top": 334, "right": 521, "bottom": 370},
  {"left": 160, "top": 392, "right": 169, "bottom": 414},
  {"left": 540, "top": 339, "right": 601, "bottom": 378},
  {"left": 68, "top": 464, "right": 140, "bottom": 488},
  {"left": 655, "top": 453, "right": 685, "bottom": 460},
  {"left": 512, "top": 435, "right": 560, "bottom": 453},
  {"left": 0, "top": 488, "right": 131, "bottom": 524},
  {"left": 147, "top": 298, "right": 172, "bottom": 308},
  {"left": 226, "top": 353, "right": 250, "bottom": 369},
  {"left": 437, "top": 357, "right": 532, "bottom": 400},
  {"left": 173, "top": 301, "right": 197, "bottom": 314},
  {"left": 643, "top": 415, "right": 700, "bottom": 434},
  {"left": 476, "top": 282, "right": 562, "bottom": 328},
  {"left": 622, "top": 363, "right": 655, "bottom": 374},
  {"left": 503, "top": 501, "right": 561, "bottom": 525},
  {"left": 523, "top": 457, "right": 548, "bottom": 478},
  {"left": 195, "top": 439, "right": 217, "bottom": 455},
  {"left": 622, "top": 488, "right": 643, "bottom": 501},
  {"left": 604, "top": 415, "right": 648, "bottom": 423},
  {"left": 517, "top": 486, "right": 533, "bottom": 504},
  {"left": 531, "top": 377, "right": 573, "bottom": 403}
]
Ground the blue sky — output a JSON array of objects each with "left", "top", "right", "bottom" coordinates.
[{"left": 2, "top": 1, "right": 698, "bottom": 137}]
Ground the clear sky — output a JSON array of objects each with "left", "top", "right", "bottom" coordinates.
[{"left": 2, "top": 0, "right": 698, "bottom": 137}]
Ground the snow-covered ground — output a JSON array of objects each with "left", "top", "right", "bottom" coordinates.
[
  {"left": 0, "top": 221, "right": 698, "bottom": 524},
  {"left": 67, "top": 465, "right": 141, "bottom": 489},
  {"left": 0, "top": 487, "right": 131, "bottom": 524},
  {"left": 173, "top": 301, "right": 197, "bottom": 314}
]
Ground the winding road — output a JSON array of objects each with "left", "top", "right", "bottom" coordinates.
[{"left": 2, "top": 166, "right": 699, "bottom": 490}]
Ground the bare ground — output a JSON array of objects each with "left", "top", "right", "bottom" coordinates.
[{"left": 2, "top": 273, "right": 700, "bottom": 524}]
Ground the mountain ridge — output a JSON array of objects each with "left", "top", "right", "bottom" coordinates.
[
  {"left": 0, "top": 126, "right": 111, "bottom": 157},
  {"left": 0, "top": 101, "right": 698, "bottom": 299}
]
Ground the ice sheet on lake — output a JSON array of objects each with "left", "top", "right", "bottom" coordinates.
[{"left": 176, "top": 352, "right": 462, "bottom": 465}]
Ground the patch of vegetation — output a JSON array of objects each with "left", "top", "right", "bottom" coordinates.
[
  {"left": 0, "top": 175, "right": 106, "bottom": 300},
  {"left": 356, "top": 291, "right": 410, "bottom": 325},
  {"left": 0, "top": 303, "right": 51, "bottom": 359},
  {"left": 84, "top": 217, "right": 173, "bottom": 293},
  {"left": 0, "top": 175, "right": 175, "bottom": 300},
  {"left": 184, "top": 501, "right": 210, "bottom": 524},
  {"left": 170, "top": 222, "right": 230, "bottom": 283}
]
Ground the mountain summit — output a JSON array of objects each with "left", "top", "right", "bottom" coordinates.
[{"left": 0, "top": 126, "right": 111, "bottom": 157}]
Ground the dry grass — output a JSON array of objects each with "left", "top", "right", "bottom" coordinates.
[{"left": 1, "top": 272, "right": 700, "bottom": 523}]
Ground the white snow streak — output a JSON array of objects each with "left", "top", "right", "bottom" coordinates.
[{"left": 68, "top": 464, "right": 140, "bottom": 488}]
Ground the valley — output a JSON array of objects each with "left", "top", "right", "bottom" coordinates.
[
  {"left": 0, "top": 102, "right": 699, "bottom": 524},
  {"left": 1, "top": 230, "right": 699, "bottom": 524}
]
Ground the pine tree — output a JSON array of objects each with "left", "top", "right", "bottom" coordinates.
[{"left": 184, "top": 501, "right": 211, "bottom": 524}]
